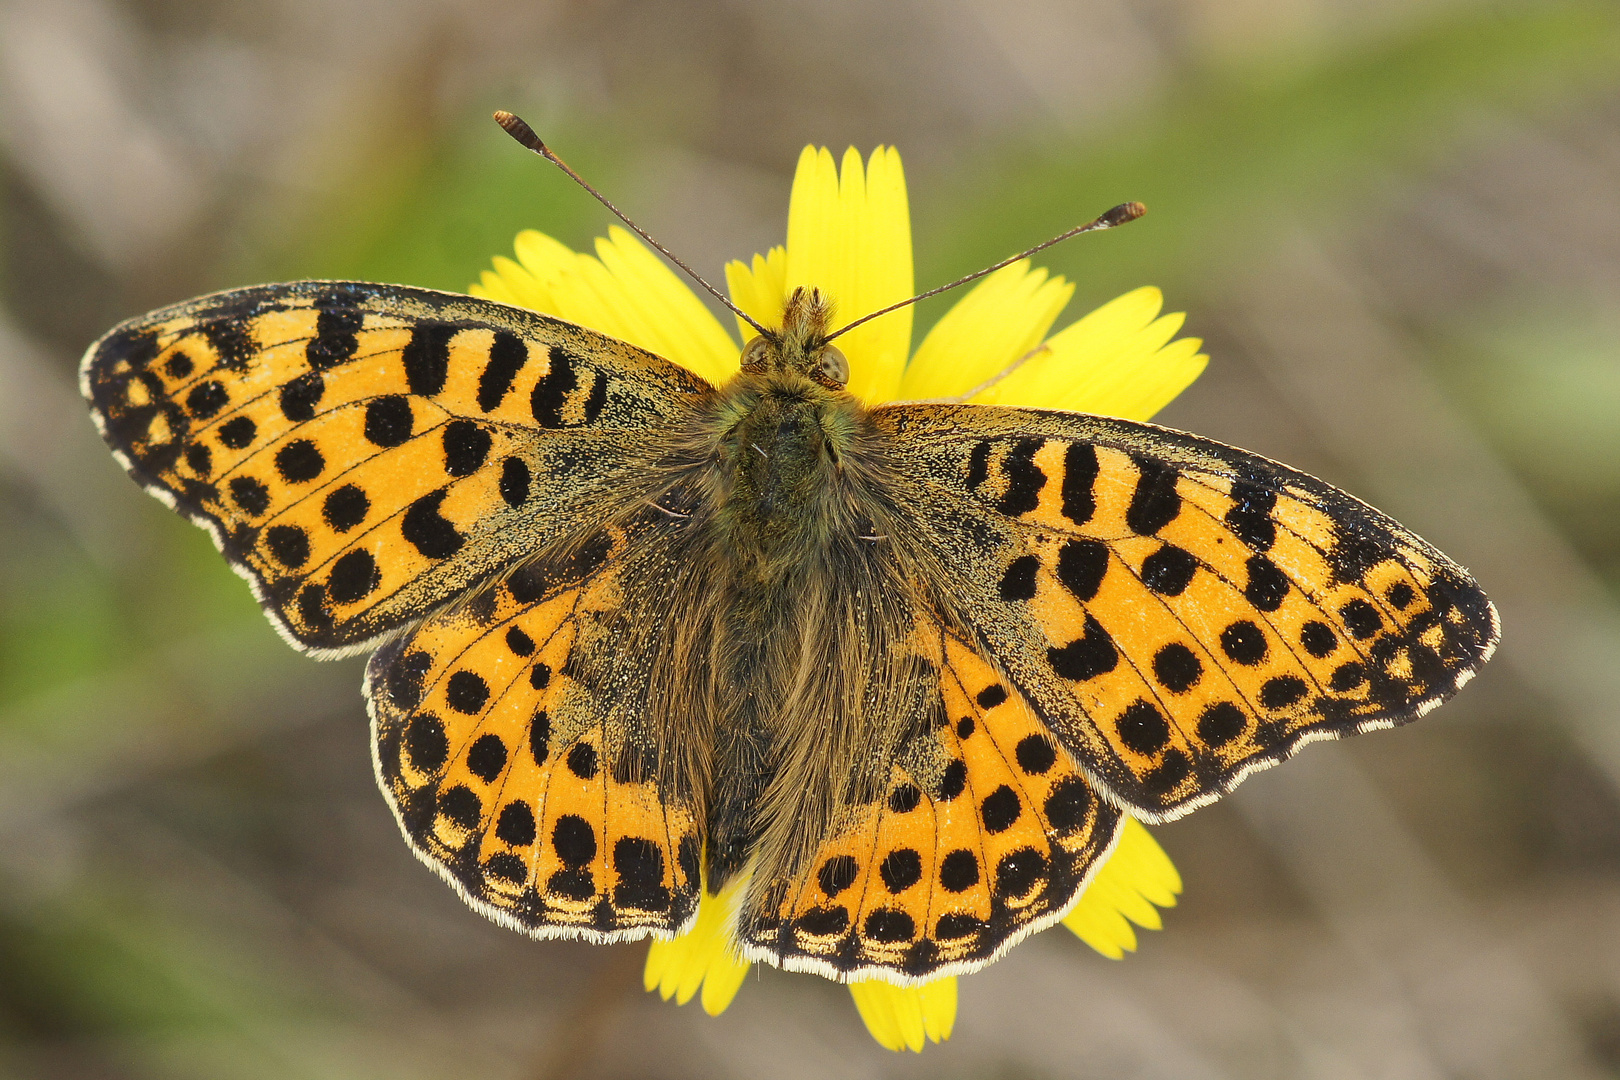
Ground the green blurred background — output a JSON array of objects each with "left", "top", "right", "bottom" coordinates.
[{"left": 4, "top": 0, "right": 1620, "bottom": 1076}]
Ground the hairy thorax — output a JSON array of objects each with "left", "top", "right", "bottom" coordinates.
[{"left": 713, "top": 371, "right": 856, "bottom": 586}]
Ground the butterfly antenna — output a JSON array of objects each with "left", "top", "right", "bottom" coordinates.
[
  {"left": 494, "top": 110, "right": 770, "bottom": 337},
  {"left": 823, "top": 201, "right": 1146, "bottom": 344}
]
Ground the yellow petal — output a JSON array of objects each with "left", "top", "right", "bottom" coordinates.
[
  {"left": 592, "top": 227, "right": 742, "bottom": 383},
  {"left": 473, "top": 227, "right": 739, "bottom": 385},
  {"left": 898, "top": 260, "right": 1074, "bottom": 401},
  {"left": 848, "top": 976, "right": 957, "bottom": 1052},
  {"left": 978, "top": 286, "right": 1207, "bottom": 421},
  {"left": 644, "top": 876, "right": 751, "bottom": 1015},
  {"left": 785, "top": 146, "right": 912, "bottom": 403},
  {"left": 1062, "top": 816, "right": 1182, "bottom": 959},
  {"left": 725, "top": 246, "right": 788, "bottom": 342},
  {"left": 469, "top": 253, "right": 555, "bottom": 312}
]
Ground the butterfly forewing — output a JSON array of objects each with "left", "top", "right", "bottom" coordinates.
[
  {"left": 82, "top": 282, "right": 711, "bottom": 655},
  {"left": 877, "top": 404, "right": 1499, "bottom": 820}
]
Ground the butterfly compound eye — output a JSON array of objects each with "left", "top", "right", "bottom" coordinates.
[
  {"left": 740, "top": 335, "right": 772, "bottom": 372},
  {"left": 816, "top": 344, "right": 849, "bottom": 388}
]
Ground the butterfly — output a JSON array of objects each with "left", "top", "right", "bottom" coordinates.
[{"left": 81, "top": 202, "right": 1497, "bottom": 988}]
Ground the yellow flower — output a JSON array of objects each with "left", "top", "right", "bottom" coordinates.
[{"left": 472, "top": 144, "right": 1201, "bottom": 1052}]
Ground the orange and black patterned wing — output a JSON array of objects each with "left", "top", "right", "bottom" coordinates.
[
  {"left": 82, "top": 281, "right": 710, "bottom": 655},
  {"left": 737, "top": 612, "right": 1120, "bottom": 981},
  {"left": 367, "top": 500, "right": 706, "bottom": 940},
  {"left": 877, "top": 404, "right": 1499, "bottom": 820}
]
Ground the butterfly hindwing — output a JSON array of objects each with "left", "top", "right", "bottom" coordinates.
[
  {"left": 82, "top": 281, "right": 711, "bottom": 655},
  {"left": 368, "top": 506, "right": 705, "bottom": 941},
  {"left": 877, "top": 404, "right": 1499, "bottom": 820},
  {"left": 738, "top": 615, "right": 1121, "bottom": 981}
]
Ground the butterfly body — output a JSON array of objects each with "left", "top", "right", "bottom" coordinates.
[
  {"left": 661, "top": 316, "right": 935, "bottom": 899},
  {"left": 83, "top": 279, "right": 1497, "bottom": 983}
]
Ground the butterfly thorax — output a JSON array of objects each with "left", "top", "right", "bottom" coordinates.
[
  {"left": 715, "top": 288, "right": 860, "bottom": 586},
  {"left": 712, "top": 373, "right": 859, "bottom": 587}
]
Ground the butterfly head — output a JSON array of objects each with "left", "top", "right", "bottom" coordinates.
[{"left": 740, "top": 286, "right": 849, "bottom": 391}]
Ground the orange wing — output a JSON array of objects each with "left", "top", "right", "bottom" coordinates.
[
  {"left": 878, "top": 404, "right": 1499, "bottom": 820},
  {"left": 368, "top": 510, "right": 705, "bottom": 941},
  {"left": 737, "top": 616, "right": 1121, "bottom": 981},
  {"left": 81, "top": 281, "right": 710, "bottom": 655}
]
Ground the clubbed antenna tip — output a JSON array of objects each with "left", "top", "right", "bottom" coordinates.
[
  {"left": 493, "top": 110, "right": 545, "bottom": 154},
  {"left": 1102, "top": 201, "right": 1147, "bottom": 227}
]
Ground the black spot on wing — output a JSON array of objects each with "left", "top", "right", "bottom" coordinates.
[
  {"left": 496, "top": 801, "right": 536, "bottom": 846},
  {"left": 995, "top": 439, "right": 1045, "bottom": 516},
  {"left": 1048, "top": 614, "right": 1117, "bottom": 681},
  {"left": 939, "top": 849, "right": 979, "bottom": 892},
  {"left": 279, "top": 373, "right": 323, "bottom": 421},
  {"left": 364, "top": 396, "right": 413, "bottom": 447},
  {"left": 566, "top": 742, "right": 598, "bottom": 780},
  {"left": 274, "top": 440, "right": 324, "bottom": 483},
  {"left": 1220, "top": 620, "right": 1268, "bottom": 665},
  {"left": 1152, "top": 642, "right": 1202, "bottom": 692},
  {"left": 1329, "top": 528, "right": 1386, "bottom": 586},
  {"left": 323, "top": 485, "right": 369, "bottom": 532},
  {"left": 1060, "top": 443, "right": 1099, "bottom": 525},
  {"left": 467, "top": 734, "right": 508, "bottom": 782},
  {"left": 1141, "top": 543, "right": 1197, "bottom": 596},
  {"left": 1224, "top": 478, "right": 1277, "bottom": 551},
  {"left": 966, "top": 441, "right": 991, "bottom": 490},
  {"left": 1300, "top": 620, "right": 1337, "bottom": 658},
  {"left": 402, "top": 490, "right": 463, "bottom": 559},
  {"left": 446, "top": 670, "right": 490, "bottom": 714},
  {"left": 1243, "top": 554, "right": 1290, "bottom": 612},
  {"left": 879, "top": 849, "right": 922, "bottom": 892},
  {"left": 552, "top": 815, "right": 596, "bottom": 865},
  {"left": 405, "top": 712, "right": 448, "bottom": 772},
  {"left": 1197, "top": 702, "right": 1246, "bottom": 747},
  {"left": 532, "top": 346, "right": 606, "bottom": 427},
  {"left": 185, "top": 442, "right": 212, "bottom": 477},
  {"left": 202, "top": 318, "right": 256, "bottom": 371},
  {"left": 403, "top": 323, "right": 455, "bottom": 396},
  {"left": 442, "top": 421, "right": 492, "bottom": 477},
  {"left": 1126, "top": 457, "right": 1181, "bottom": 535},
  {"left": 863, "top": 908, "right": 915, "bottom": 943},
  {"left": 500, "top": 457, "right": 531, "bottom": 507},
  {"left": 217, "top": 416, "right": 255, "bottom": 449},
  {"left": 306, "top": 289, "right": 363, "bottom": 370},
  {"left": 1340, "top": 598, "right": 1383, "bottom": 639},
  {"left": 1014, "top": 735, "right": 1056, "bottom": 774},
  {"left": 614, "top": 837, "right": 669, "bottom": 911},
  {"left": 1055, "top": 538, "right": 1108, "bottom": 601},
  {"left": 818, "top": 855, "right": 859, "bottom": 897},
  {"left": 265, "top": 525, "right": 309, "bottom": 568},
  {"left": 328, "top": 549, "right": 380, "bottom": 604},
  {"left": 478, "top": 331, "right": 528, "bottom": 411},
  {"left": 1116, "top": 700, "right": 1171, "bottom": 755},
  {"left": 229, "top": 476, "right": 270, "bottom": 516},
  {"left": 998, "top": 556, "right": 1039, "bottom": 601},
  {"left": 185, "top": 380, "right": 228, "bottom": 419}
]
